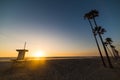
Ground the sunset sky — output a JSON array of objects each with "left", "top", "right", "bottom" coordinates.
[{"left": 0, "top": 0, "right": 120, "bottom": 57}]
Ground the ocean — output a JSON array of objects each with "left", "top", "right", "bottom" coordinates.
[{"left": 0, "top": 56, "right": 97, "bottom": 62}]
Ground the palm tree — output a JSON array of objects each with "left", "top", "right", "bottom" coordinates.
[
  {"left": 111, "top": 45, "right": 119, "bottom": 60},
  {"left": 89, "top": 9, "right": 99, "bottom": 27},
  {"left": 114, "top": 49, "right": 119, "bottom": 59},
  {"left": 105, "top": 38, "right": 113, "bottom": 44},
  {"left": 95, "top": 26, "right": 113, "bottom": 68},
  {"left": 105, "top": 38, "right": 117, "bottom": 60},
  {"left": 89, "top": 10, "right": 113, "bottom": 68},
  {"left": 104, "top": 42, "right": 114, "bottom": 59},
  {"left": 84, "top": 13, "right": 106, "bottom": 67}
]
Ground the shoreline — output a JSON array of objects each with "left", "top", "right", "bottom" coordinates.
[{"left": 0, "top": 56, "right": 100, "bottom": 62}]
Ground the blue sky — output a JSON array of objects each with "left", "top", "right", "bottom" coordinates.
[{"left": 0, "top": 0, "right": 120, "bottom": 57}]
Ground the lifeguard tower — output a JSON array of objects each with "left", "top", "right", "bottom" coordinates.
[{"left": 16, "top": 42, "right": 28, "bottom": 60}]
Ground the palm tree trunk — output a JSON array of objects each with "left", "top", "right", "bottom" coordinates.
[
  {"left": 88, "top": 19, "right": 106, "bottom": 67},
  {"left": 106, "top": 45, "right": 114, "bottom": 60},
  {"left": 98, "top": 33, "right": 113, "bottom": 68},
  {"left": 93, "top": 17, "right": 98, "bottom": 27},
  {"left": 92, "top": 17, "right": 113, "bottom": 68},
  {"left": 110, "top": 45, "right": 117, "bottom": 60}
]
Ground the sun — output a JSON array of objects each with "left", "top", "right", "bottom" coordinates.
[{"left": 33, "top": 51, "right": 45, "bottom": 57}]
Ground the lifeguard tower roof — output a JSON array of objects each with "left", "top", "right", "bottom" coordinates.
[{"left": 16, "top": 49, "right": 28, "bottom": 52}]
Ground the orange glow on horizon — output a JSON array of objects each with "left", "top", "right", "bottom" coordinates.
[
  {"left": 0, "top": 48, "right": 98, "bottom": 57},
  {"left": 32, "top": 51, "right": 46, "bottom": 57}
]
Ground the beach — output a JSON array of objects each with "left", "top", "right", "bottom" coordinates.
[{"left": 0, "top": 57, "right": 120, "bottom": 80}]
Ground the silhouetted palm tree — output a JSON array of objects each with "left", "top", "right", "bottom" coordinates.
[
  {"left": 84, "top": 13, "right": 106, "bottom": 67},
  {"left": 105, "top": 38, "right": 113, "bottom": 44},
  {"left": 114, "top": 48, "right": 119, "bottom": 59},
  {"left": 104, "top": 42, "right": 114, "bottom": 59},
  {"left": 105, "top": 38, "right": 117, "bottom": 59},
  {"left": 95, "top": 26, "right": 113, "bottom": 68},
  {"left": 89, "top": 9, "right": 99, "bottom": 27},
  {"left": 89, "top": 10, "right": 113, "bottom": 68},
  {"left": 111, "top": 45, "right": 119, "bottom": 60}
]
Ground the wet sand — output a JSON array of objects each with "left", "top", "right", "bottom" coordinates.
[{"left": 0, "top": 58, "right": 120, "bottom": 80}]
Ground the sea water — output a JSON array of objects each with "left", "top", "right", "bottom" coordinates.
[{"left": 0, "top": 56, "right": 97, "bottom": 62}]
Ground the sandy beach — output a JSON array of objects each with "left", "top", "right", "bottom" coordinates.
[{"left": 0, "top": 57, "right": 120, "bottom": 80}]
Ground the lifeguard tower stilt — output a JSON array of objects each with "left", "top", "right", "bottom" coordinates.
[{"left": 16, "top": 42, "right": 28, "bottom": 60}]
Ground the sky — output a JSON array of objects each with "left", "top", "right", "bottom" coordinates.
[{"left": 0, "top": 0, "right": 120, "bottom": 57}]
